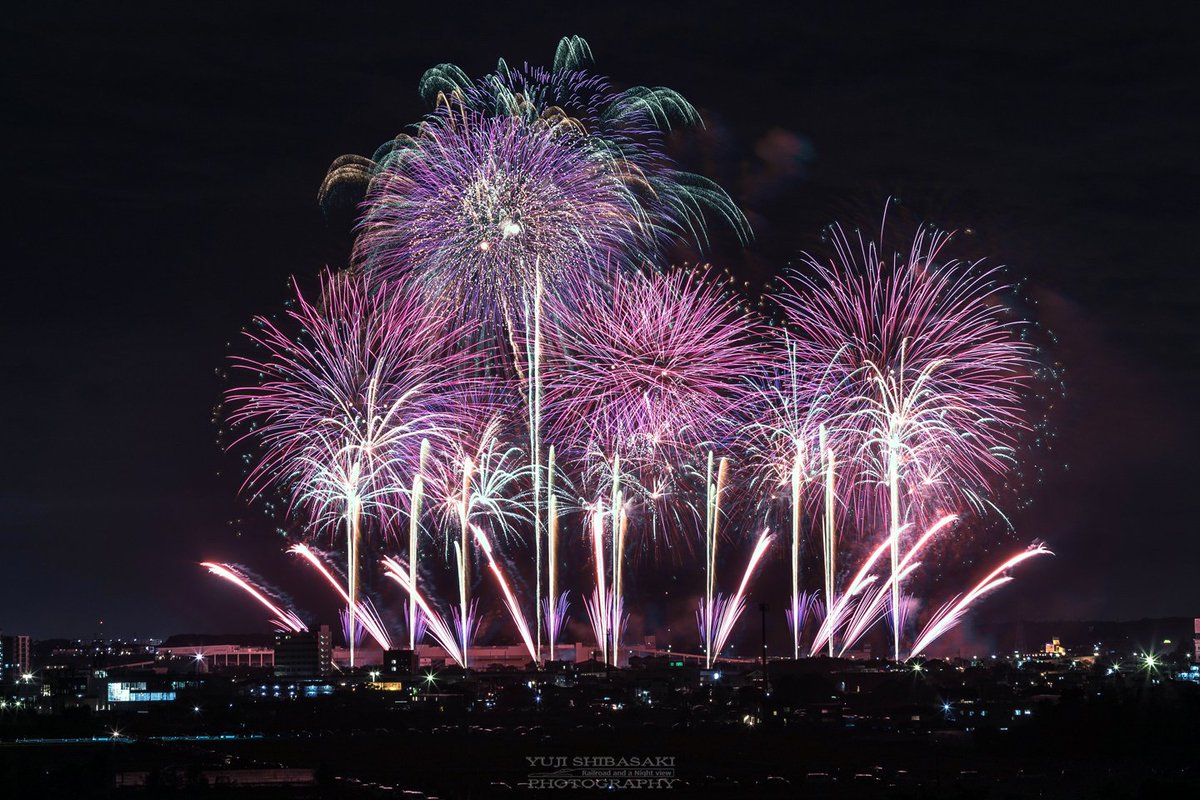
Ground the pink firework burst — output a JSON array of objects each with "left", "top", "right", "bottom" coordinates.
[
  {"left": 779, "top": 210, "right": 1036, "bottom": 661},
  {"left": 351, "top": 104, "right": 648, "bottom": 327},
  {"left": 226, "top": 269, "right": 471, "bottom": 532},
  {"left": 225, "top": 269, "right": 473, "bottom": 667},
  {"left": 544, "top": 267, "right": 764, "bottom": 462},
  {"left": 777, "top": 217, "right": 1036, "bottom": 521}
]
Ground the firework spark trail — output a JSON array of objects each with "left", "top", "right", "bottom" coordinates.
[
  {"left": 702, "top": 454, "right": 714, "bottom": 663},
  {"left": 340, "top": 603, "right": 387, "bottom": 649},
  {"left": 696, "top": 529, "right": 774, "bottom": 663},
  {"left": 702, "top": 454, "right": 731, "bottom": 667},
  {"left": 602, "top": 457, "right": 638, "bottom": 664},
  {"left": 809, "top": 529, "right": 903, "bottom": 656},
  {"left": 408, "top": 439, "right": 430, "bottom": 649},
  {"left": 838, "top": 573, "right": 920, "bottom": 657},
  {"left": 381, "top": 556, "right": 465, "bottom": 667},
  {"left": 453, "top": 539, "right": 471, "bottom": 667},
  {"left": 545, "top": 445, "right": 561, "bottom": 657},
  {"left": 584, "top": 590, "right": 608, "bottom": 665},
  {"left": 471, "top": 524, "right": 538, "bottom": 663},
  {"left": 888, "top": 595, "right": 916, "bottom": 642},
  {"left": 717, "top": 530, "right": 774, "bottom": 651},
  {"left": 790, "top": 446, "right": 805, "bottom": 659},
  {"left": 746, "top": 335, "right": 850, "bottom": 660},
  {"left": 819, "top": 425, "right": 837, "bottom": 656},
  {"left": 586, "top": 504, "right": 610, "bottom": 663},
  {"left": 786, "top": 591, "right": 824, "bottom": 650},
  {"left": 528, "top": 268, "right": 544, "bottom": 663},
  {"left": 836, "top": 513, "right": 957, "bottom": 655},
  {"left": 340, "top": 607, "right": 364, "bottom": 648},
  {"left": 404, "top": 600, "right": 429, "bottom": 647},
  {"left": 911, "top": 545, "right": 1053, "bottom": 656},
  {"left": 200, "top": 562, "right": 306, "bottom": 633},
  {"left": 695, "top": 598, "right": 724, "bottom": 662},
  {"left": 456, "top": 459, "right": 472, "bottom": 662},
  {"left": 287, "top": 544, "right": 392, "bottom": 649},
  {"left": 452, "top": 597, "right": 481, "bottom": 660},
  {"left": 543, "top": 592, "right": 570, "bottom": 656}
]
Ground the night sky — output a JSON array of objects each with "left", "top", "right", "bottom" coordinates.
[{"left": 3, "top": 3, "right": 1196, "bottom": 641}]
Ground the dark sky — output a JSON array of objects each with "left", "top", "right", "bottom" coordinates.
[{"left": 2, "top": 3, "right": 1196, "bottom": 641}]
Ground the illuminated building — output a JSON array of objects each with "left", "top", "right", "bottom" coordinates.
[
  {"left": 0, "top": 633, "right": 31, "bottom": 680},
  {"left": 158, "top": 643, "right": 274, "bottom": 670},
  {"left": 106, "top": 680, "right": 177, "bottom": 704},
  {"left": 274, "top": 625, "right": 332, "bottom": 678},
  {"left": 383, "top": 649, "right": 417, "bottom": 675}
]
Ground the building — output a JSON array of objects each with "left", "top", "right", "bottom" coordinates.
[
  {"left": 274, "top": 625, "right": 332, "bottom": 678},
  {"left": 1194, "top": 618, "right": 1199, "bottom": 662},
  {"left": 0, "top": 633, "right": 31, "bottom": 680},
  {"left": 383, "top": 649, "right": 418, "bottom": 675},
  {"left": 157, "top": 643, "right": 274, "bottom": 671}
]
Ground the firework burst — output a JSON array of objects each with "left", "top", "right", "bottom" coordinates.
[
  {"left": 779, "top": 213, "right": 1035, "bottom": 660},
  {"left": 544, "top": 268, "right": 762, "bottom": 459},
  {"left": 421, "top": 35, "right": 749, "bottom": 249},
  {"left": 325, "top": 36, "right": 749, "bottom": 327},
  {"left": 352, "top": 107, "right": 645, "bottom": 325},
  {"left": 208, "top": 38, "right": 1055, "bottom": 667},
  {"left": 226, "top": 270, "right": 470, "bottom": 665}
]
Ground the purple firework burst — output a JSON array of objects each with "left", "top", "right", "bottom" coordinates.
[
  {"left": 226, "top": 269, "right": 471, "bottom": 535},
  {"left": 352, "top": 105, "right": 648, "bottom": 325},
  {"left": 777, "top": 217, "right": 1036, "bottom": 522},
  {"left": 421, "top": 35, "right": 749, "bottom": 252},
  {"left": 544, "top": 268, "right": 764, "bottom": 462}
]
